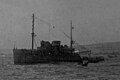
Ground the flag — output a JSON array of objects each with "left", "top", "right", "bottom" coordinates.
[
  {"left": 53, "top": 26, "right": 55, "bottom": 28},
  {"left": 72, "top": 27, "right": 74, "bottom": 29}
]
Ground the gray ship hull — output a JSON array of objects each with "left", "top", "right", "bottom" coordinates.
[
  {"left": 13, "top": 49, "right": 83, "bottom": 65},
  {"left": 13, "top": 49, "right": 52, "bottom": 64}
]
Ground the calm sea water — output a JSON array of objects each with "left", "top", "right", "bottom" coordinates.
[{"left": 0, "top": 51, "right": 120, "bottom": 80}]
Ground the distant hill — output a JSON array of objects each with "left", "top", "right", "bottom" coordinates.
[
  {"left": 0, "top": 42, "right": 120, "bottom": 54},
  {"left": 85, "top": 42, "right": 120, "bottom": 53}
]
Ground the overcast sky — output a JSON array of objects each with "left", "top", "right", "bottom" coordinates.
[{"left": 0, "top": 0, "right": 120, "bottom": 49}]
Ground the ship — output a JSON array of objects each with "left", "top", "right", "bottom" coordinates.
[{"left": 13, "top": 13, "right": 104, "bottom": 65}]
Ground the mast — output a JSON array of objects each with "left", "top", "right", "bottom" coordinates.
[
  {"left": 32, "top": 13, "right": 35, "bottom": 50},
  {"left": 70, "top": 20, "right": 73, "bottom": 50},
  {"left": 13, "top": 41, "right": 16, "bottom": 49}
]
